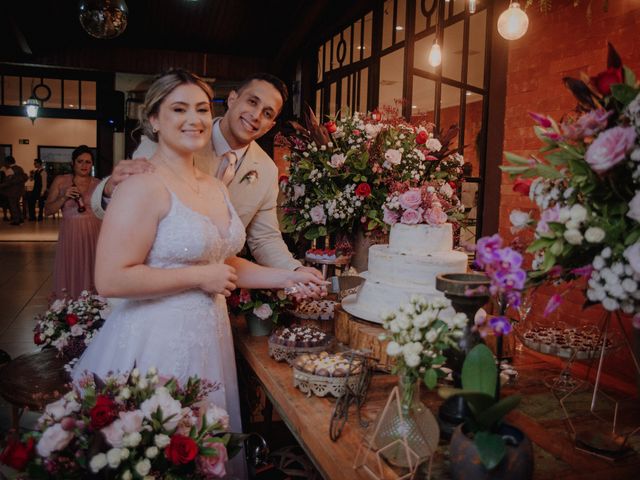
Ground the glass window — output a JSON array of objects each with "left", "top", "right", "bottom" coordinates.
[
  {"left": 329, "top": 82, "right": 336, "bottom": 117},
  {"left": 315, "top": 89, "right": 322, "bottom": 118},
  {"left": 64, "top": 80, "right": 80, "bottom": 109},
  {"left": 341, "top": 76, "right": 350, "bottom": 113},
  {"left": 414, "top": 32, "right": 437, "bottom": 75},
  {"left": 21, "top": 77, "right": 38, "bottom": 104},
  {"left": 81, "top": 81, "right": 96, "bottom": 110},
  {"left": 382, "top": 0, "right": 394, "bottom": 50},
  {"left": 411, "top": 76, "right": 436, "bottom": 124},
  {"left": 324, "top": 40, "right": 331, "bottom": 73},
  {"left": 445, "top": 0, "right": 466, "bottom": 20},
  {"left": 342, "top": 26, "right": 352, "bottom": 67},
  {"left": 463, "top": 93, "right": 484, "bottom": 175},
  {"left": 3, "top": 76, "right": 20, "bottom": 106},
  {"left": 415, "top": 0, "right": 437, "bottom": 36},
  {"left": 332, "top": 33, "right": 342, "bottom": 70},
  {"left": 42, "top": 78, "right": 62, "bottom": 108},
  {"left": 468, "top": 9, "right": 487, "bottom": 88},
  {"left": 363, "top": 12, "right": 372, "bottom": 60},
  {"left": 359, "top": 67, "right": 369, "bottom": 112},
  {"left": 440, "top": 83, "right": 461, "bottom": 150},
  {"left": 443, "top": 20, "right": 464, "bottom": 82},
  {"left": 317, "top": 47, "right": 324, "bottom": 82},
  {"left": 396, "top": 0, "right": 406, "bottom": 43},
  {"left": 379, "top": 48, "right": 404, "bottom": 115},
  {"left": 353, "top": 19, "right": 363, "bottom": 61}
]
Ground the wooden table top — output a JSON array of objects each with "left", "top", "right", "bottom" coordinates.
[{"left": 233, "top": 317, "right": 640, "bottom": 480}]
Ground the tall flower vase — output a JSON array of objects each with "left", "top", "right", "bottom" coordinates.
[
  {"left": 370, "top": 374, "right": 440, "bottom": 471},
  {"left": 245, "top": 313, "right": 274, "bottom": 337},
  {"left": 435, "top": 273, "right": 490, "bottom": 438}
]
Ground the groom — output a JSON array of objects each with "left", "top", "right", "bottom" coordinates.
[{"left": 91, "top": 72, "right": 320, "bottom": 280}]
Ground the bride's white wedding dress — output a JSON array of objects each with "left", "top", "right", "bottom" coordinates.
[{"left": 72, "top": 185, "right": 247, "bottom": 477}]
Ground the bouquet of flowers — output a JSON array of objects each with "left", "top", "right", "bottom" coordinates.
[
  {"left": 502, "top": 44, "right": 640, "bottom": 319},
  {"left": 379, "top": 295, "right": 467, "bottom": 391},
  {"left": 381, "top": 182, "right": 464, "bottom": 227},
  {"left": 33, "top": 291, "right": 108, "bottom": 360},
  {"left": 228, "top": 288, "right": 291, "bottom": 324},
  {"left": 0, "top": 368, "right": 244, "bottom": 479}
]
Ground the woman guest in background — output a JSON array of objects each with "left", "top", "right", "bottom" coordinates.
[{"left": 45, "top": 145, "right": 101, "bottom": 299}]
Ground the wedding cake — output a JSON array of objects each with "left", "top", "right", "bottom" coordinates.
[{"left": 342, "top": 223, "right": 468, "bottom": 324}]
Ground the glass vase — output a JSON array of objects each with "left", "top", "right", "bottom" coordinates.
[{"left": 373, "top": 374, "right": 440, "bottom": 469}]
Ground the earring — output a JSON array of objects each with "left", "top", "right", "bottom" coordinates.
[{"left": 152, "top": 126, "right": 159, "bottom": 133}]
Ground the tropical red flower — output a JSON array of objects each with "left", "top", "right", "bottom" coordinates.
[
  {"left": 355, "top": 183, "right": 372, "bottom": 198},
  {"left": 591, "top": 67, "right": 623, "bottom": 96},
  {"left": 33, "top": 332, "right": 44, "bottom": 345},
  {"left": 65, "top": 314, "right": 79, "bottom": 326},
  {"left": 165, "top": 434, "right": 198, "bottom": 465},
  {"left": 512, "top": 178, "right": 532, "bottom": 196},
  {"left": 0, "top": 436, "right": 35, "bottom": 471},
  {"left": 89, "top": 395, "right": 117, "bottom": 430},
  {"left": 416, "top": 130, "right": 428, "bottom": 145},
  {"left": 324, "top": 121, "right": 337, "bottom": 134}
]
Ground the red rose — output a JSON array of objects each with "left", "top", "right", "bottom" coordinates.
[
  {"left": 355, "top": 183, "right": 372, "bottom": 198},
  {"left": 33, "top": 332, "right": 44, "bottom": 345},
  {"left": 228, "top": 292, "right": 241, "bottom": 309},
  {"left": 352, "top": 129, "right": 361, "bottom": 136},
  {"left": 324, "top": 121, "right": 337, "bottom": 133},
  {"left": 513, "top": 177, "right": 532, "bottom": 196},
  {"left": 416, "top": 130, "right": 428, "bottom": 145},
  {"left": 278, "top": 174, "right": 289, "bottom": 185},
  {"left": 591, "top": 67, "right": 623, "bottom": 96},
  {"left": 65, "top": 314, "right": 79, "bottom": 326},
  {"left": 89, "top": 395, "right": 117, "bottom": 429},
  {"left": 448, "top": 181, "right": 457, "bottom": 190},
  {"left": 165, "top": 434, "right": 198, "bottom": 465},
  {"left": 0, "top": 436, "right": 35, "bottom": 471}
]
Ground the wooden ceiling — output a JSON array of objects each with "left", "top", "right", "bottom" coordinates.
[{"left": 0, "top": 0, "right": 370, "bottom": 78}]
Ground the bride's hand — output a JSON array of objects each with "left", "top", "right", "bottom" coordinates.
[
  {"left": 284, "top": 271, "right": 329, "bottom": 301},
  {"left": 197, "top": 264, "right": 238, "bottom": 296}
]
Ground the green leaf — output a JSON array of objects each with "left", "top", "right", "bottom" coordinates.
[
  {"left": 611, "top": 83, "right": 640, "bottom": 107},
  {"left": 475, "top": 431, "right": 506, "bottom": 470},
  {"left": 526, "top": 237, "right": 554, "bottom": 252},
  {"left": 624, "top": 65, "right": 637, "bottom": 87},
  {"left": 424, "top": 368, "right": 438, "bottom": 390},
  {"left": 461, "top": 344, "right": 496, "bottom": 396},
  {"left": 500, "top": 165, "right": 532, "bottom": 176},
  {"left": 535, "top": 164, "right": 563, "bottom": 179},
  {"left": 503, "top": 152, "right": 531, "bottom": 166},
  {"left": 544, "top": 150, "right": 570, "bottom": 167},
  {"left": 625, "top": 228, "right": 640, "bottom": 246},
  {"left": 476, "top": 395, "right": 521, "bottom": 431}
]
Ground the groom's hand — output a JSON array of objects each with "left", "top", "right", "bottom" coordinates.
[
  {"left": 294, "top": 266, "right": 327, "bottom": 299},
  {"left": 104, "top": 158, "right": 155, "bottom": 197}
]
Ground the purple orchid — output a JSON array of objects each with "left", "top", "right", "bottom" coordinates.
[
  {"left": 489, "top": 316, "right": 513, "bottom": 336},
  {"left": 475, "top": 234, "right": 503, "bottom": 269}
]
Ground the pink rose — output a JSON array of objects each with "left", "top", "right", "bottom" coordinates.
[
  {"left": 309, "top": 205, "right": 327, "bottom": 225},
  {"left": 36, "top": 424, "right": 74, "bottom": 457},
  {"left": 424, "top": 206, "right": 447, "bottom": 225},
  {"left": 627, "top": 192, "right": 640, "bottom": 223},
  {"left": 292, "top": 184, "right": 305, "bottom": 201},
  {"left": 585, "top": 126, "right": 636, "bottom": 173},
  {"left": 401, "top": 208, "right": 423, "bottom": 225},
  {"left": 562, "top": 109, "right": 612, "bottom": 140},
  {"left": 399, "top": 189, "right": 422, "bottom": 210},
  {"left": 252, "top": 304, "right": 273, "bottom": 320},
  {"left": 205, "top": 405, "right": 230, "bottom": 430},
  {"left": 384, "top": 149, "right": 402, "bottom": 168},
  {"left": 383, "top": 207, "right": 399, "bottom": 225},
  {"left": 197, "top": 442, "right": 228, "bottom": 478},
  {"left": 329, "top": 153, "right": 345, "bottom": 169}
]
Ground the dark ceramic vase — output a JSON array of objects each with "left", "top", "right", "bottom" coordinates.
[
  {"left": 450, "top": 424, "right": 534, "bottom": 480},
  {"left": 245, "top": 313, "right": 274, "bottom": 337}
]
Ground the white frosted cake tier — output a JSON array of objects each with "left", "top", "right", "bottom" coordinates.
[
  {"left": 367, "top": 245, "right": 468, "bottom": 288},
  {"left": 388, "top": 223, "right": 454, "bottom": 254}
]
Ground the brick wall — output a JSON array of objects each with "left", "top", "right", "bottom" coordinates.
[{"left": 500, "top": 0, "right": 640, "bottom": 383}]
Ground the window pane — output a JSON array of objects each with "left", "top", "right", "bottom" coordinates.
[
  {"left": 411, "top": 76, "right": 435, "bottom": 124},
  {"left": 463, "top": 93, "right": 484, "bottom": 176},
  {"left": 42, "top": 78, "right": 62, "bottom": 108},
  {"left": 342, "top": 25, "right": 352, "bottom": 66},
  {"left": 440, "top": 83, "right": 461, "bottom": 150},
  {"left": 413, "top": 32, "right": 437, "bottom": 75},
  {"left": 443, "top": 20, "right": 464, "bottom": 82},
  {"left": 315, "top": 89, "right": 322, "bottom": 118},
  {"left": 324, "top": 40, "right": 331, "bottom": 73},
  {"left": 382, "top": 0, "right": 394, "bottom": 50},
  {"left": 329, "top": 82, "right": 336, "bottom": 117},
  {"left": 332, "top": 34, "right": 341, "bottom": 70},
  {"left": 363, "top": 12, "right": 372, "bottom": 59},
  {"left": 396, "top": 0, "right": 406, "bottom": 43},
  {"left": 353, "top": 18, "right": 363, "bottom": 61},
  {"left": 4, "top": 76, "right": 20, "bottom": 106},
  {"left": 64, "top": 80, "right": 80, "bottom": 109},
  {"left": 341, "top": 76, "right": 350, "bottom": 113},
  {"left": 379, "top": 48, "right": 404, "bottom": 116},
  {"left": 445, "top": 0, "right": 466, "bottom": 20},
  {"left": 415, "top": 0, "right": 437, "bottom": 36},
  {"left": 81, "top": 81, "right": 96, "bottom": 110},
  {"left": 360, "top": 67, "right": 368, "bottom": 112},
  {"left": 468, "top": 9, "right": 487, "bottom": 88},
  {"left": 317, "top": 46, "right": 323, "bottom": 82},
  {"left": 21, "top": 77, "right": 38, "bottom": 104}
]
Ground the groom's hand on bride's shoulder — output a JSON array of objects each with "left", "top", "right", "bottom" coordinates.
[{"left": 104, "top": 158, "right": 155, "bottom": 197}]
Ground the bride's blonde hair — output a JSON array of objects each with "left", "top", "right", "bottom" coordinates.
[{"left": 139, "top": 69, "right": 214, "bottom": 142}]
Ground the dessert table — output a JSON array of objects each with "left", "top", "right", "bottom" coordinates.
[{"left": 232, "top": 316, "right": 640, "bottom": 479}]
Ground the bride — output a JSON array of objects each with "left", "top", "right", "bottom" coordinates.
[{"left": 72, "top": 70, "right": 324, "bottom": 475}]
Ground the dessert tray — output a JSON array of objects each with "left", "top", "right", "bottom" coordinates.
[
  {"left": 292, "top": 352, "right": 364, "bottom": 398},
  {"left": 305, "top": 248, "right": 352, "bottom": 265},
  {"left": 517, "top": 325, "right": 614, "bottom": 360},
  {"left": 268, "top": 325, "right": 334, "bottom": 364},
  {"left": 289, "top": 299, "right": 337, "bottom": 320}
]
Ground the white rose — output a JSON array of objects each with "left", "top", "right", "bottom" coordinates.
[
  {"left": 384, "top": 148, "right": 402, "bottom": 167},
  {"left": 121, "top": 470, "right": 133, "bottom": 480},
  {"left": 584, "top": 227, "right": 605, "bottom": 243},
  {"left": 602, "top": 297, "right": 620, "bottom": 311},
  {"left": 140, "top": 387, "right": 183, "bottom": 431},
  {"left": 70, "top": 324, "right": 84, "bottom": 336},
  {"left": 309, "top": 205, "right": 327, "bottom": 225},
  {"left": 107, "top": 448, "right": 122, "bottom": 469},
  {"left": 425, "top": 329, "right": 438, "bottom": 343},
  {"left": 329, "top": 153, "right": 346, "bottom": 168},
  {"left": 509, "top": 209, "right": 531, "bottom": 233},
  {"left": 253, "top": 303, "right": 273, "bottom": 320},
  {"left": 439, "top": 183, "right": 454, "bottom": 198},
  {"left": 404, "top": 352, "right": 421, "bottom": 368},
  {"left": 292, "top": 184, "right": 306, "bottom": 201},
  {"left": 412, "top": 312, "right": 430, "bottom": 329},
  {"left": 205, "top": 404, "right": 230, "bottom": 430},
  {"left": 145, "top": 446, "right": 159, "bottom": 459},
  {"left": 563, "top": 228, "right": 583, "bottom": 245},
  {"left": 135, "top": 459, "right": 152, "bottom": 477},
  {"left": 36, "top": 423, "right": 74, "bottom": 457},
  {"left": 44, "top": 397, "right": 77, "bottom": 421},
  {"left": 628, "top": 192, "right": 640, "bottom": 223},
  {"left": 90, "top": 453, "right": 108, "bottom": 473},
  {"left": 154, "top": 434, "right": 171, "bottom": 448},
  {"left": 425, "top": 138, "right": 442, "bottom": 152},
  {"left": 624, "top": 243, "right": 640, "bottom": 275},
  {"left": 622, "top": 278, "right": 637, "bottom": 293},
  {"left": 569, "top": 204, "right": 588, "bottom": 223},
  {"left": 386, "top": 341, "right": 402, "bottom": 356},
  {"left": 123, "top": 432, "right": 142, "bottom": 448}
]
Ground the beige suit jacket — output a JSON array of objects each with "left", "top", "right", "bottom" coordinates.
[{"left": 91, "top": 133, "right": 301, "bottom": 271}]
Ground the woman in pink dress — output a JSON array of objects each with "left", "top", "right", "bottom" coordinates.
[{"left": 45, "top": 145, "right": 101, "bottom": 299}]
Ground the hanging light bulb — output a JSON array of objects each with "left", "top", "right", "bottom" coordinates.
[
  {"left": 428, "top": 39, "right": 442, "bottom": 67},
  {"left": 468, "top": 0, "right": 477, "bottom": 14},
  {"left": 497, "top": 1, "right": 529, "bottom": 40},
  {"left": 25, "top": 96, "right": 40, "bottom": 124}
]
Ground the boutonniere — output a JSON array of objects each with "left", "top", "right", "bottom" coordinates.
[{"left": 241, "top": 170, "right": 258, "bottom": 184}]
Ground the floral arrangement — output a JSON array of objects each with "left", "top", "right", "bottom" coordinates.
[
  {"left": 503, "top": 43, "right": 640, "bottom": 320},
  {"left": 228, "top": 288, "right": 290, "bottom": 324},
  {"left": 382, "top": 182, "right": 463, "bottom": 226},
  {"left": 379, "top": 295, "right": 467, "bottom": 391},
  {"left": 33, "top": 291, "right": 108, "bottom": 360},
  {"left": 0, "top": 368, "right": 244, "bottom": 479},
  {"left": 277, "top": 106, "right": 466, "bottom": 240}
]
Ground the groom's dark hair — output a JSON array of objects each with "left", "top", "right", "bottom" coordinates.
[{"left": 236, "top": 73, "right": 289, "bottom": 106}]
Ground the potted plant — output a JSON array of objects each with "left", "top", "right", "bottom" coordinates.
[
  {"left": 439, "top": 344, "right": 533, "bottom": 479},
  {"left": 228, "top": 288, "right": 291, "bottom": 336}
]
